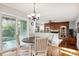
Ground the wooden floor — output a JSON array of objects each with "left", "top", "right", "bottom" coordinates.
[
  {"left": 48, "top": 36, "right": 78, "bottom": 56},
  {"left": 47, "top": 46, "right": 60, "bottom": 56},
  {"left": 47, "top": 36, "right": 78, "bottom": 56},
  {"left": 47, "top": 46, "right": 79, "bottom": 56},
  {"left": 1, "top": 45, "right": 79, "bottom": 56},
  {"left": 59, "top": 38, "right": 77, "bottom": 50}
]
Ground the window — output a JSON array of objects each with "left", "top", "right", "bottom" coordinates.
[
  {"left": 18, "top": 20, "right": 27, "bottom": 46},
  {"left": 0, "top": 16, "right": 27, "bottom": 55},
  {"left": 2, "top": 17, "right": 16, "bottom": 51}
]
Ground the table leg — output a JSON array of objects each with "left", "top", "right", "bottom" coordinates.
[{"left": 29, "top": 43, "right": 32, "bottom": 56}]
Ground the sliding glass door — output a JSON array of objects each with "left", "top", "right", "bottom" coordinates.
[
  {"left": 2, "top": 17, "right": 16, "bottom": 51},
  {"left": 0, "top": 15, "right": 27, "bottom": 56},
  {"left": 18, "top": 20, "right": 27, "bottom": 46}
]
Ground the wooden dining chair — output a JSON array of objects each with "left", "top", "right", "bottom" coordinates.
[{"left": 32, "top": 38, "right": 48, "bottom": 56}]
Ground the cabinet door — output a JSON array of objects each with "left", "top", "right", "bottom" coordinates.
[{"left": 59, "top": 26, "right": 67, "bottom": 39}]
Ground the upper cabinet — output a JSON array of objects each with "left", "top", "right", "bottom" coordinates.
[{"left": 44, "top": 22, "right": 69, "bottom": 30}]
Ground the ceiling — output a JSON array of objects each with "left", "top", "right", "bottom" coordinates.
[{"left": 1, "top": 3, "right": 79, "bottom": 22}]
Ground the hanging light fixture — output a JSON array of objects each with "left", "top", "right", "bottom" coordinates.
[{"left": 27, "top": 2, "right": 40, "bottom": 20}]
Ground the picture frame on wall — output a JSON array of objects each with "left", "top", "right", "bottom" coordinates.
[{"left": 77, "top": 22, "right": 79, "bottom": 33}]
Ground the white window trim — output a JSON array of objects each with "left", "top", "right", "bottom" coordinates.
[{"left": 0, "top": 14, "right": 3, "bottom": 56}]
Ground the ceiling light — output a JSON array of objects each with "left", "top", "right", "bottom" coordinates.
[{"left": 27, "top": 2, "right": 40, "bottom": 20}]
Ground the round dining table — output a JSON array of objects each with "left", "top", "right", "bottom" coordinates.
[
  {"left": 22, "top": 37, "right": 35, "bottom": 43},
  {"left": 22, "top": 36, "right": 35, "bottom": 56}
]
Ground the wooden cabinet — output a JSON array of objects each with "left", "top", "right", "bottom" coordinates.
[
  {"left": 44, "top": 22, "right": 69, "bottom": 37},
  {"left": 44, "top": 22, "right": 69, "bottom": 31},
  {"left": 59, "top": 36, "right": 77, "bottom": 49},
  {"left": 67, "top": 36, "right": 76, "bottom": 45}
]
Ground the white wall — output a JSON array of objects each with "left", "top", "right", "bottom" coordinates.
[
  {"left": 0, "top": 4, "right": 26, "bottom": 19},
  {"left": 69, "top": 20, "right": 76, "bottom": 29},
  {"left": 76, "top": 16, "right": 79, "bottom": 49}
]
